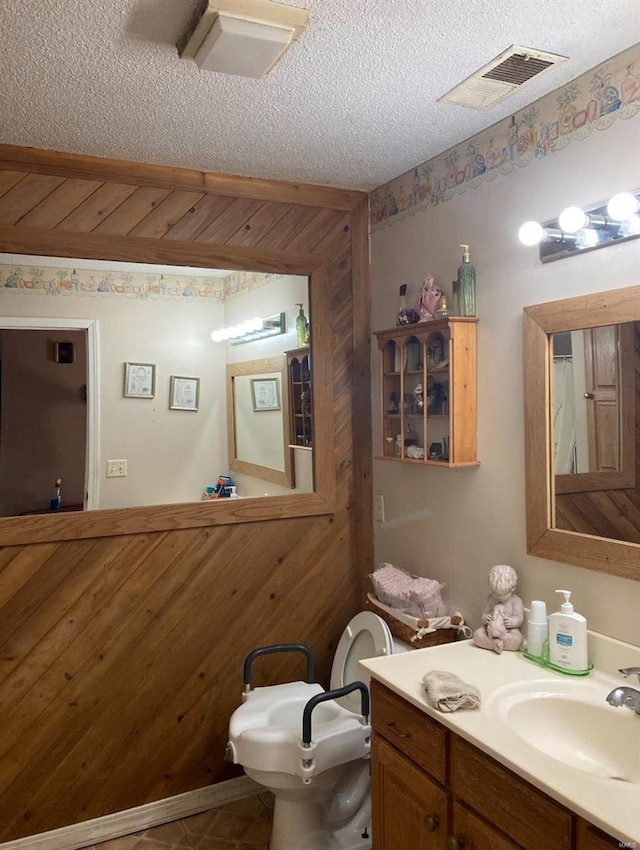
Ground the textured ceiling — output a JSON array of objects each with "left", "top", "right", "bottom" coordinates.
[{"left": 1, "top": 0, "right": 638, "bottom": 191}]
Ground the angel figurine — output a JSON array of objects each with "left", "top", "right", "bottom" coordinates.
[{"left": 413, "top": 274, "right": 443, "bottom": 321}]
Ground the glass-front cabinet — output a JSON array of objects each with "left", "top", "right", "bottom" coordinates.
[
  {"left": 374, "top": 318, "right": 478, "bottom": 467},
  {"left": 287, "top": 347, "right": 312, "bottom": 448}
]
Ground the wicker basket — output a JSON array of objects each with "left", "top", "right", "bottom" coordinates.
[{"left": 365, "top": 595, "right": 460, "bottom": 650}]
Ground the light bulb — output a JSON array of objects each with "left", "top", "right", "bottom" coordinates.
[
  {"left": 607, "top": 192, "right": 640, "bottom": 222},
  {"left": 518, "top": 221, "right": 544, "bottom": 246},
  {"left": 620, "top": 213, "right": 640, "bottom": 237},
  {"left": 211, "top": 330, "right": 223, "bottom": 342},
  {"left": 558, "top": 206, "right": 588, "bottom": 234},
  {"left": 576, "top": 229, "right": 599, "bottom": 248}
]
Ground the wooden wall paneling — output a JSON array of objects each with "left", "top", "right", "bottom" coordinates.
[
  {"left": 163, "top": 193, "right": 236, "bottom": 241},
  {"left": 193, "top": 197, "right": 267, "bottom": 244},
  {"left": 0, "top": 144, "right": 371, "bottom": 841},
  {"left": 17, "top": 178, "right": 104, "bottom": 229},
  {"left": 255, "top": 204, "right": 322, "bottom": 250},
  {"left": 0, "top": 173, "right": 65, "bottom": 225},
  {"left": 127, "top": 190, "right": 207, "bottom": 239},
  {"left": 5, "top": 528, "right": 240, "bottom": 835},
  {"left": 0, "top": 542, "right": 61, "bottom": 610},
  {"left": 56, "top": 182, "right": 140, "bottom": 232},
  {"left": 0, "top": 535, "right": 163, "bottom": 714},
  {"left": 0, "top": 144, "right": 364, "bottom": 211},
  {"left": 0, "top": 529, "right": 201, "bottom": 836},
  {"left": 351, "top": 199, "right": 374, "bottom": 601},
  {"left": 286, "top": 207, "right": 347, "bottom": 253},
  {"left": 224, "top": 200, "right": 291, "bottom": 248},
  {"left": 0, "top": 170, "right": 27, "bottom": 199},
  {"left": 92, "top": 187, "right": 173, "bottom": 236}
]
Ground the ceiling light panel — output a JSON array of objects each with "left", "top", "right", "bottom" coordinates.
[{"left": 179, "top": 0, "right": 309, "bottom": 78}]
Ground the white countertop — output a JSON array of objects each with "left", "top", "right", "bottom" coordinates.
[{"left": 361, "top": 638, "right": 640, "bottom": 844}]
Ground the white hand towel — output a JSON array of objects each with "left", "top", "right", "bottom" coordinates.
[{"left": 423, "top": 670, "right": 481, "bottom": 713}]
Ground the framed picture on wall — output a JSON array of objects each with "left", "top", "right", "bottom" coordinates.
[
  {"left": 124, "top": 362, "right": 156, "bottom": 398},
  {"left": 250, "top": 377, "right": 280, "bottom": 411},
  {"left": 170, "top": 376, "right": 200, "bottom": 411},
  {"left": 54, "top": 341, "right": 76, "bottom": 364}
]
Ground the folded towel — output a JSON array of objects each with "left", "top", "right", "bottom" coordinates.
[{"left": 423, "top": 670, "right": 481, "bottom": 713}]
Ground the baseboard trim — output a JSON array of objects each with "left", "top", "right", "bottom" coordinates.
[{"left": 0, "top": 776, "right": 261, "bottom": 850}]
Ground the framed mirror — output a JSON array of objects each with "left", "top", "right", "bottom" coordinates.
[
  {"left": 226, "top": 356, "right": 295, "bottom": 491},
  {"left": 523, "top": 284, "right": 640, "bottom": 581},
  {"left": 0, "top": 244, "right": 335, "bottom": 546},
  {"left": 0, "top": 257, "right": 312, "bottom": 512}
]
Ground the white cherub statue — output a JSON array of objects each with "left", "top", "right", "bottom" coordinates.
[{"left": 473, "top": 564, "right": 524, "bottom": 654}]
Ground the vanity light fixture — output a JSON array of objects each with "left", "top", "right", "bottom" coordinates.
[
  {"left": 211, "top": 313, "right": 285, "bottom": 344},
  {"left": 518, "top": 190, "right": 640, "bottom": 263}
]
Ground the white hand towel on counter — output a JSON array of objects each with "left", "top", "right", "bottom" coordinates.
[{"left": 423, "top": 670, "right": 481, "bottom": 712}]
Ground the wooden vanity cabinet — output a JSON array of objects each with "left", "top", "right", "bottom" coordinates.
[
  {"left": 374, "top": 317, "right": 478, "bottom": 467},
  {"left": 577, "top": 820, "right": 624, "bottom": 850},
  {"left": 370, "top": 680, "right": 621, "bottom": 850},
  {"left": 372, "top": 737, "right": 448, "bottom": 850}
]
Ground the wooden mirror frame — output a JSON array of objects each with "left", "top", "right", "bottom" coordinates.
[
  {"left": 226, "top": 355, "right": 294, "bottom": 489},
  {"left": 0, "top": 239, "right": 335, "bottom": 546},
  {"left": 523, "top": 284, "right": 640, "bottom": 581}
]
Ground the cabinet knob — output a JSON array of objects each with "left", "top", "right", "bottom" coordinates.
[
  {"left": 424, "top": 813, "right": 440, "bottom": 832},
  {"left": 385, "top": 722, "right": 411, "bottom": 739},
  {"left": 448, "top": 838, "right": 466, "bottom": 850}
]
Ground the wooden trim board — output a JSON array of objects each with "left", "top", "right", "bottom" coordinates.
[{"left": 0, "top": 777, "right": 260, "bottom": 850}]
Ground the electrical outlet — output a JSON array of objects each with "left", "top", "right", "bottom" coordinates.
[
  {"left": 374, "top": 494, "right": 385, "bottom": 523},
  {"left": 106, "top": 459, "right": 128, "bottom": 478}
]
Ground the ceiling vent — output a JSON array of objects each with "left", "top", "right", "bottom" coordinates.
[{"left": 438, "top": 46, "right": 568, "bottom": 110}]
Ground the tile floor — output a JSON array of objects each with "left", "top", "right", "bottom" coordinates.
[{"left": 88, "top": 793, "right": 274, "bottom": 850}]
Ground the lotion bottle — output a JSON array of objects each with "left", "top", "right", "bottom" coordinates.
[{"left": 548, "top": 590, "right": 588, "bottom": 672}]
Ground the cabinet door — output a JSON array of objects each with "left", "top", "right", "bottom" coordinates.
[
  {"left": 577, "top": 818, "right": 623, "bottom": 849},
  {"left": 451, "top": 736, "right": 573, "bottom": 850},
  {"left": 450, "top": 801, "right": 519, "bottom": 850},
  {"left": 372, "top": 736, "right": 447, "bottom": 850}
]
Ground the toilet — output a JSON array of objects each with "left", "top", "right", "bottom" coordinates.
[{"left": 227, "top": 612, "right": 409, "bottom": 850}]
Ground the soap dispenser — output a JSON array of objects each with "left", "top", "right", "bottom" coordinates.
[
  {"left": 457, "top": 244, "right": 476, "bottom": 317},
  {"left": 295, "top": 303, "right": 308, "bottom": 347},
  {"left": 548, "top": 590, "right": 588, "bottom": 672}
]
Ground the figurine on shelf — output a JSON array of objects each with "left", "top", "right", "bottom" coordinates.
[
  {"left": 413, "top": 383, "right": 424, "bottom": 414},
  {"left": 413, "top": 274, "right": 443, "bottom": 321},
  {"left": 387, "top": 392, "right": 399, "bottom": 414},
  {"left": 473, "top": 564, "right": 524, "bottom": 654}
]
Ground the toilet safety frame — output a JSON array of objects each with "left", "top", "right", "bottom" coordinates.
[{"left": 242, "top": 643, "right": 370, "bottom": 745}]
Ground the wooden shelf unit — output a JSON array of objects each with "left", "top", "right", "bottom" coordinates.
[{"left": 374, "top": 317, "right": 478, "bottom": 467}]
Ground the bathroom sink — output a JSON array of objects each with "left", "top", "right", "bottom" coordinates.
[{"left": 488, "top": 680, "right": 640, "bottom": 784}]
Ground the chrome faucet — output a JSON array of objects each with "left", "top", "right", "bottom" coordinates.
[{"left": 605, "top": 667, "right": 640, "bottom": 715}]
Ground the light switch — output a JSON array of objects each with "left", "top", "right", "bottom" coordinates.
[
  {"left": 106, "top": 459, "right": 128, "bottom": 478},
  {"left": 374, "top": 495, "right": 385, "bottom": 523}
]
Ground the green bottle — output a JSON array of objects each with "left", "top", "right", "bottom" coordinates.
[
  {"left": 295, "top": 303, "right": 308, "bottom": 347},
  {"left": 457, "top": 244, "right": 476, "bottom": 317}
]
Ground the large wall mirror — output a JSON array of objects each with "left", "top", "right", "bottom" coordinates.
[
  {"left": 523, "top": 284, "right": 640, "bottom": 581},
  {"left": 0, "top": 245, "right": 334, "bottom": 545}
]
